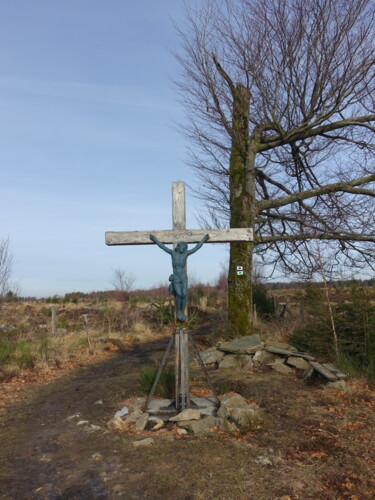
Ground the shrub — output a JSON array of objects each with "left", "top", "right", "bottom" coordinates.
[
  {"left": 253, "top": 283, "right": 275, "bottom": 319},
  {"left": 140, "top": 364, "right": 175, "bottom": 398},
  {"left": 335, "top": 283, "right": 375, "bottom": 379},
  {"left": 154, "top": 296, "right": 173, "bottom": 325},
  {"left": 289, "top": 282, "right": 375, "bottom": 380},
  {"left": 45, "top": 296, "right": 60, "bottom": 304},
  {"left": 56, "top": 316, "right": 68, "bottom": 329}
]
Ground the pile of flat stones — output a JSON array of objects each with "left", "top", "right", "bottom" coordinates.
[
  {"left": 107, "top": 392, "right": 262, "bottom": 437},
  {"left": 200, "top": 334, "right": 347, "bottom": 389},
  {"left": 108, "top": 334, "right": 347, "bottom": 439}
]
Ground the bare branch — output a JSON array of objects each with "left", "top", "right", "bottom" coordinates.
[
  {"left": 258, "top": 233, "right": 375, "bottom": 244},
  {"left": 211, "top": 53, "right": 236, "bottom": 96},
  {"left": 259, "top": 174, "right": 375, "bottom": 211}
]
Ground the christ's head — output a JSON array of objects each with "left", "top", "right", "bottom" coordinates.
[{"left": 176, "top": 242, "right": 188, "bottom": 253}]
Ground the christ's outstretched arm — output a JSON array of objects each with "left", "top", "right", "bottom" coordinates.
[
  {"left": 149, "top": 234, "right": 173, "bottom": 254},
  {"left": 186, "top": 234, "right": 209, "bottom": 256}
]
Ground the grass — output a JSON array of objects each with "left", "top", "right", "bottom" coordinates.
[
  {"left": 15, "top": 341, "right": 34, "bottom": 369},
  {"left": 0, "top": 341, "right": 15, "bottom": 365}
]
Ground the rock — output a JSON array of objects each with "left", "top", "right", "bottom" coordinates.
[
  {"left": 169, "top": 409, "right": 201, "bottom": 421},
  {"left": 265, "top": 340, "right": 297, "bottom": 352},
  {"left": 176, "top": 428, "right": 188, "bottom": 435},
  {"left": 178, "top": 416, "right": 221, "bottom": 435},
  {"left": 228, "top": 407, "right": 257, "bottom": 427},
  {"left": 197, "top": 400, "right": 218, "bottom": 417},
  {"left": 218, "top": 334, "right": 263, "bottom": 354},
  {"left": 134, "top": 397, "right": 146, "bottom": 406},
  {"left": 303, "top": 365, "right": 315, "bottom": 383},
  {"left": 253, "top": 350, "right": 274, "bottom": 367},
  {"left": 89, "top": 424, "right": 101, "bottom": 431},
  {"left": 265, "top": 345, "right": 315, "bottom": 360},
  {"left": 95, "top": 400, "right": 103, "bottom": 405},
  {"left": 271, "top": 362, "right": 294, "bottom": 375},
  {"left": 218, "top": 395, "right": 261, "bottom": 428},
  {"left": 92, "top": 453, "right": 103, "bottom": 461},
  {"left": 221, "top": 419, "right": 238, "bottom": 432},
  {"left": 112, "top": 485, "right": 125, "bottom": 493},
  {"left": 107, "top": 417, "right": 129, "bottom": 431},
  {"left": 255, "top": 455, "right": 273, "bottom": 466},
  {"left": 221, "top": 393, "right": 249, "bottom": 409},
  {"left": 124, "top": 408, "right": 143, "bottom": 423},
  {"left": 132, "top": 438, "right": 154, "bottom": 447},
  {"left": 76, "top": 420, "right": 89, "bottom": 426},
  {"left": 309, "top": 361, "right": 338, "bottom": 381},
  {"left": 147, "top": 416, "right": 165, "bottom": 431},
  {"left": 135, "top": 413, "right": 149, "bottom": 432},
  {"left": 114, "top": 406, "right": 129, "bottom": 418},
  {"left": 286, "top": 357, "right": 310, "bottom": 370},
  {"left": 66, "top": 413, "right": 81, "bottom": 421},
  {"left": 200, "top": 348, "right": 225, "bottom": 365},
  {"left": 219, "top": 354, "right": 252, "bottom": 369},
  {"left": 322, "top": 363, "right": 348, "bottom": 380},
  {"left": 325, "top": 380, "right": 347, "bottom": 390}
]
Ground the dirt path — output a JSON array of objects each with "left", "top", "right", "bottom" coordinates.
[{"left": 0, "top": 336, "right": 374, "bottom": 499}]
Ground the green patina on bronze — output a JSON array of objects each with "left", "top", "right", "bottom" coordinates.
[{"left": 150, "top": 233, "right": 209, "bottom": 322}]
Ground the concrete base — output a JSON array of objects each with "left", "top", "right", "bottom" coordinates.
[{"left": 147, "top": 397, "right": 218, "bottom": 418}]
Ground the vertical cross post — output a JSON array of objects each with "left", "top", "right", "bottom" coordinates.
[
  {"left": 172, "top": 182, "right": 190, "bottom": 409},
  {"left": 172, "top": 181, "right": 186, "bottom": 241}
]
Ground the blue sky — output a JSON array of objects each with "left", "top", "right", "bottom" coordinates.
[{"left": 0, "top": 0, "right": 229, "bottom": 297}]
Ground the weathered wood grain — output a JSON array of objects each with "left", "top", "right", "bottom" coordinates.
[
  {"left": 105, "top": 228, "right": 253, "bottom": 245},
  {"left": 172, "top": 181, "right": 186, "bottom": 231}
]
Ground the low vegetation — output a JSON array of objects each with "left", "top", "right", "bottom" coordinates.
[{"left": 1, "top": 279, "right": 375, "bottom": 382}]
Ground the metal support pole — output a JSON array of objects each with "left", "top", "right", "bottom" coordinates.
[
  {"left": 182, "top": 330, "right": 190, "bottom": 407},
  {"left": 144, "top": 333, "right": 174, "bottom": 411},
  {"left": 145, "top": 327, "right": 219, "bottom": 412},
  {"left": 175, "top": 328, "right": 191, "bottom": 410},
  {"left": 188, "top": 331, "right": 220, "bottom": 406},
  {"left": 175, "top": 329, "right": 181, "bottom": 410},
  {"left": 179, "top": 329, "right": 186, "bottom": 410}
]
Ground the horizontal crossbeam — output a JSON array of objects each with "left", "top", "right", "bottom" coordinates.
[{"left": 105, "top": 228, "right": 253, "bottom": 246}]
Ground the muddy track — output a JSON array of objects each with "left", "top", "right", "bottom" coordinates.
[{"left": 0, "top": 338, "right": 170, "bottom": 500}]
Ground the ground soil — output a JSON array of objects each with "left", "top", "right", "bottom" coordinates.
[{"left": 0, "top": 333, "right": 374, "bottom": 500}]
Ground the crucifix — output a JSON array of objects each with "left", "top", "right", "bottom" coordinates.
[{"left": 105, "top": 181, "right": 253, "bottom": 411}]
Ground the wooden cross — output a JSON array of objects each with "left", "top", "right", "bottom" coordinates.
[
  {"left": 105, "top": 181, "right": 253, "bottom": 411},
  {"left": 105, "top": 181, "right": 253, "bottom": 247}
]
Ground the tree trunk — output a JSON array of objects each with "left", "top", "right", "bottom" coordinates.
[{"left": 227, "top": 84, "right": 254, "bottom": 337}]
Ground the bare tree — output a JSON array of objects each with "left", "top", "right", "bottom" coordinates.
[
  {"left": 111, "top": 267, "right": 136, "bottom": 330},
  {"left": 111, "top": 267, "right": 135, "bottom": 301},
  {"left": 0, "top": 237, "right": 13, "bottom": 301},
  {"left": 174, "top": 0, "right": 375, "bottom": 335}
]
